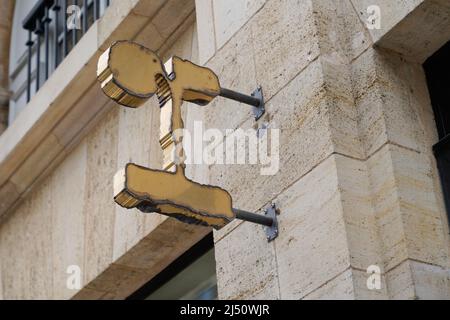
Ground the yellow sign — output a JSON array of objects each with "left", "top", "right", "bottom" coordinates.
[{"left": 98, "top": 41, "right": 235, "bottom": 229}]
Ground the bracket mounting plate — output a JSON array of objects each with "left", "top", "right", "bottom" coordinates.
[
  {"left": 252, "top": 86, "right": 265, "bottom": 121},
  {"left": 265, "top": 203, "right": 279, "bottom": 242}
]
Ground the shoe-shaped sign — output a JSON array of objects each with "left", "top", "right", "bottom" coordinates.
[
  {"left": 98, "top": 41, "right": 278, "bottom": 240},
  {"left": 98, "top": 40, "right": 236, "bottom": 229}
]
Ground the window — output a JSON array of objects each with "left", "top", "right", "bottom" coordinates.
[
  {"left": 8, "top": 0, "right": 110, "bottom": 125},
  {"left": 128, "top": 233, "right": 218, "bottom": 300},
  {"left": 424, "top": 40, "right": 450, "bottom": 220}
]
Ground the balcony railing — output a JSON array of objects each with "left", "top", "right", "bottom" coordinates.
[{"left": 22, "top": 0, "right": 110, "bottom": 103}]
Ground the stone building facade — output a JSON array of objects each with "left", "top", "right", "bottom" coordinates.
[{"left": 0, "top": 0, "right": 449, "bottom": 299}]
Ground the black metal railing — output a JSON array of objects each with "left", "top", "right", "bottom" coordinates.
[{"left": 22, "top": 0, "right": 110, "bottom": 103}]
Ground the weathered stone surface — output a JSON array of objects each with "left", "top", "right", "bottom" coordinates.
[
  {"left": 195, "top": 0, "right": 216, "bottom": 64},
  {"left": 213, "top": 0, "right": 266, "bottom": 49},
  {"left": 410, "top": 260, "right": 450, "bottom": 299},
  {"left": 205, "top": 24, "right": 256, "bottom": 133},
  {"left": 274, "top": 156, "right": 350, "bottom": 299},
  {"left": 51, "top": 142, "right": 87, "bottom": 299},
  {"left": 10, "top": 134, "right": 64, "bottom": 194},
  {"left": 84, "top": 264, "right": 151, "bottom": 299},
  {"left": 385, "top": 259, "right": 416, "bottom": 299},
  {"left": 215, "top": 221, "right": 279, "bottom": 300},
  {"left": 367, "top": 144, "right": 409, "bottom": 271},
  {"left": 320, "top": 58, "right": 364, "bottom": 159},
  {"left": 351, "top": 268, "right": 388, "bottom": 300},
  {"left": 132, "top": 0, "right": 166, "bottom": 17},
  {"left": 367, "top": 143, "right": 449, "bottom": 272},
  {"left": 160, "top": 22, "right": 195, "bottom": 61},
  {"left": 0, "top": 258, "right": 3, "bottom": 299},
  {"left": 334, "top": 154, "right": 383, "bottom": 270},
  {"left": 351, "top": 48, "right": 436, "bottom": 157},
  {"left": 2, "top": 0, "right": 450, "bottom": 301},
  {"left": 98, "top": 0, "right": 147, "bottom": 50},
  {"left": 0, "top": 181, "right": 20, "bottom": 218},
  {"left": 252, "top": 0, "right": 319, "bottom": 100},
  {"left": 375, "top": 0, "right": 450, "bottom": 63},
  {"left": 350, "top": 0, "right": 424, "bottom": 43},
  {"left": 152, "top": 0, "right": 195, "bottom": 39},
  {"left": 209, "top": 59, "right": 333, "bottom": 214},
  {"left": 130, "top": 22, "right": 164, "bottom": 52},
  {"left": 0, "top": 202, "right": 29, "bottom": 299},
  {"left": 83, "top": 109, "right": 119, "bottom": 285},
  {"left": 1, "top": 180, "right": 54, "bottom": 299},
  {"left": 303, "top": 269, "right": 355, "bottom": 300},
  {"left": 305, "top": 266, "right": 388, "bottom": 300},
  {"left": 384, "top": 259, "right": 449, "bottom": 299},
  {"left": 113, "top": 100, "right": 155, "bottom": 261},
  {"left": 389, "top": 145, "right": 448, "bottom": 267},
  {"left": 312, "top": 0, "right": 371, "bottom": 64}
]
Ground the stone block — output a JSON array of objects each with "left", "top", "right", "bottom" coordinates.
[
  {"left": 367, "top": 143, "right": 449, "bottom": 272},
  {"left": 334, "top": 154, "right": 383, "bottom": 270},
  {"left": 384, "top": 259, "right": 449, "bottom": 299},
  {"left": 132, "top": 0, "right": 166, "bottom": 18},
  {"left": 82, "top": 109, "right": 118, "bottom": 285},
  {"left": 385, "top": 259, "right": 416, "bottom": 299},
  {"left": 10, "top": 133, "right": 64, "bottom": 194},
  {"left": 205, "top": 24, "right": 256, "bottom": 133},
  {"left": 113, "top": 98, "right": 157, "bottom": 261},
  {"left": 16, "top": 180, "right": 53, "bottom": 299},
  {"left": 311, "top": 0, "right": 371, "bottom": 64},
  {"left": 0, "top": 181, "right": 20, "bottom": 218},
  {"left": 152, "top": 0, "right": 195, "bottom": 39},
  {"left": 376, "top": 0, "right": 450, "bottom": 63},
  {"left": 389, "top": 145, "right": 448, "bottom": 267},
  {"left": 410, "top": 260, "right": 450, "bottom": 299},
  {"left": 209, "top": 59, "right": 333, "bottom": 216},
  {"left": 303, "top": 269, "right": 355, "bottom": 300},
  {"left": 213, "top": 0, "right": 266, "bottom": 49},
  {"left": 132, "top": 22, "right": 164, "bottom": 52},
  {"left": 195, "top": 0, "right": 216, "bottom": 64},
  {"left": 51, "top": 142, "right": 87, "bottom": 299},
  {"left": 350, "top": 0, "right": 424, "bottom": 43},
  {"left": 215, "top": 221, "right": 279, "bottom": 300},
  {"left": 352, "top": 48, "right": 434, "bottom": 157},
  {"left": 252, "top": 0, "right": 320, "bottom": 100},
  {"left": 303, "top": 268, "right": 389, "bottom": 300},
  {"left": 98, "top": 0, "right": 147, "bottom": 50},
  {"left": 274, "top": 156, "right": 351, "bottom": 299}
]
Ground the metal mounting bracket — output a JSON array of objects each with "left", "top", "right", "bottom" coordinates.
[
  {"left": 219, "top": 86, "right": 265, "bottom": 121},
  {"left": 265, "top": 203, "right": 279, "bottom": 242},
  {"left": 251, "top": 86, "right": 265, "bottom": 121},
  {"left": 233, "top": 203, "right": 279, "bottom": 242}
]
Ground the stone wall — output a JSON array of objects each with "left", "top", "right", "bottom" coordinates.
[
  {"left": 195, "top": 0, "right": 450, "bottom": 299},
  {"left": 0, "top": 0, "right": 449, "bottom": 300}
]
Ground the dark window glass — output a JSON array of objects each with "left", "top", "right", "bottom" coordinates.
[
  {"left": 128, "top": 233, "right": 218, "bottom": 300},
  {"left": 425, "top": 40, "right": 450, "bottom": 219}
]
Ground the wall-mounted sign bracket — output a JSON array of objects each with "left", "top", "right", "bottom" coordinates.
[
  {"left": 233, "top": 203, "right": 279, "bottom": 242},
  {"left": 97, "top": 41, "right": 278, "bottom": 244},
  {"left": 219, "top": 86, "right": 265, "bottom": 121}
]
